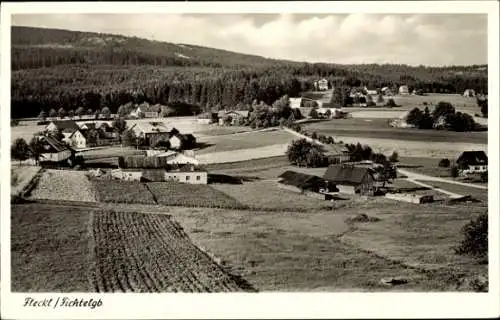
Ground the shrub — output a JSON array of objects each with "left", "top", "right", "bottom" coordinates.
[
  {"left": 455, "top": 213, "right": 488, "bottom": 261},
  {"left": 389, "top": 151, "right": 399, "bottom": 163},
  {"left": 438, "top": 158, "right": 451, "bottom": 168},
  {"left": 450, "top": 165, "right": 459, "bottom": 178}
]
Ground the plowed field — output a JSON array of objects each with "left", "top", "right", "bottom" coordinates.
[{"left": 90, "top": 210, "right": 254, "bottom": 292}]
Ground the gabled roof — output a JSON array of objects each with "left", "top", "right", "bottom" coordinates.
[
  {"left": 40, "top": 135, "right": 72, "bottom": 153},
  {"left": 68, "top": 129, "right": 85, "bottom": 139},
  {"left": 79, "top": 122, "right": 97, "bottom": 130},
  {"left": 130, "top": 122, "right": 169, "bottom": 134},
  {"left": 49, "top": 120, "right": 79, "bottom": 133},
  {"left": 278, "top": 171, "right": 325, "bottom": 189},
  {"left": 324, "top": 144, "right": 349, "bottom": 155},
  {"left": 226, "top": 110, "right": 249, "bottom": 118},
  {"left": 323, "top": 165, "right": 373, "bottom": 186},
  {"left": 457, "top": 151, "right": 488, "bottom": 165}
]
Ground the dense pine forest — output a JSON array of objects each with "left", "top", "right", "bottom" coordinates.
[{"left": 11, "top": 26, "right": 488, "bottom": 119}]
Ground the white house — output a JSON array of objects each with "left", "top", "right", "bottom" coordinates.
[
  {"left": 65, "top": 130, "right": 87, "bottom": 149},
  {"left": 289, "top": 97, "right": 303, "bottom": 109},
  {"left": 399, "top": 85, "right": 409, "bottom": 95},
  {"left": 317, "top": 79, "right": 329, "bottom": 91},
  {"left": 463, "top": 89, "right": 476, "bottom": 97},
  {"left": 37, "top": 135, "right": 74, "bottom": 163},
  {"left": 146, "top": 150, "right": 199, "bottom": 165},
  {"left": 130, "top": 103, "right": 160, "bottom": 118},
  {"left": 164, "top": 168, "right": 208, "bottom": 184}
]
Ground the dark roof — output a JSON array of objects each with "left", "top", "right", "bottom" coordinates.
[
  {"left": 457, "top": 151, "right": 488, "bottom": 165},
  {"left": 81, "top": 123, "right": 97, "bottom": 130},
  {"left": 41, "top": 135, "right": 72, "bottom": 153},
  {"left": 50, "top": 120, "right": 79, "bottom": 132},
  {"left": 323, "top": 165, "right": 373, "bottom": 186},
  {"left": 278, "top": 171, "right": 325, "bottom": 189}
]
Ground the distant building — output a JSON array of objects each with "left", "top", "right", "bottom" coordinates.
[
  {"left": 168, "top": 132, "right": 197, "bottom": 150},
  {"left": 277, "top": 171, "right": 328, "bottom": 193},
  {"left": 219, "top": 110, "right": 249, "bottom": 126},
  {"left": 323, "top": 165, "right": 375, "bottom": 195},
  {"left": 381, "top": 87, "right": 393, "bottom": 96},
  {"left": 398, "top": 85, "right": 409, "bottom": 95},
  {"left": 456, "top": 151, "right": 488, "bottom": 175},
  {"left": 46, "top": 120, "right": 80, "bottom": 134},
  {"left": 146, "top": 150, "right": 200, "bottom": 165},
  {"left": 66, "top": 129, "right": 87, "bottom": 149},
  {"left": 35, "top": 135, "right": 75, "bottom": 163},
  {"left": 317, "top": 79, "right": 329, "bottom": 91},
  {"left": 130, "top": 103, "right": 160, "bottom": 118},
  {"left": 323, "top": 144, "right": 351, "bottom": 164},
  {"left": 289, "top": 98, "right": 303, "bottom": 109},
  {"left": 463, "top": 89, "right": 476, "bottom": 97},
  {"left": 129, "top": 122, "right": 170, "bottom": 145},
  {"left": 197, "top": 111, "right": 218, "bottom": 124}
]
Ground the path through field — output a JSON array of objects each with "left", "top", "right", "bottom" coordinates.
[{"left": 397, "top": 169, "right": 488, "bottom": 190}]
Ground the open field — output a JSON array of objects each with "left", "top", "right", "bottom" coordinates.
[
  {"left": 416, "top": 180, "right": 488, "bottom": 202},
  {"left": 340, "top": 203, "right": 487, "bottom": 277},
  {"left": 302, "top": 118, "right": 487, "bottom": 144},
  {"left": 324, "top": 136, "right": 486, "bottom": 159},
  {"left": 172, "top": 200, "right": 487, "bottom": 291},
  {"left": 79, "top": 146, "right": 145, "bottom": 160},
  {"left": 398, "top": 157, "right": 453, "bottom": 177},
  {"left": 11, "top": 204, "right": 93, "bottom": 291},
  {"left": 10, "top": 123, "right": 45, "bottom": 143},
  {"left": 28, "top": 169, "right": 97, "bottom": 202},
  {"left": 212, "top": 180, "right": 332, "bottom": 211},
  {"left": 196, "top": 125, "right": 253, "bottom": 137},
  {"left": 91, "top": 210, "right": 253, "bottom": 292},
  {"left": 196, "top": 129, "right": 295, "bottom": 154},
  {"left": 11, "top": 204, "right": 254, "bottom": 292},
  {"left": 391, "top": 93, "right": 482, "bottom": 115},
  {"left": 11, "top": 165, "right": 41, "bottom": 196},
  {"left": 91, "top": 179, "right": 157, "bottom": 204},
  {"left": 146, "top": 182, "right": 246, "bottom": 209},
  {"left": 197, "top": 144, "right": 289, "bottom": 164}
]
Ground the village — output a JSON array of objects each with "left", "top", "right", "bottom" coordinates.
[{"left": 7, "top": 18, "right": 491, "bottom": 296}]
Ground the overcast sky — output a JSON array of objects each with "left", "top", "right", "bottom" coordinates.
[{"left": 11, "top": 13, "right": 488, "bottom": 66}]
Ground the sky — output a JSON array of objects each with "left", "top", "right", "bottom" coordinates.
[{"left": 11, "top": 13, "right": 488, "bottom": 66}]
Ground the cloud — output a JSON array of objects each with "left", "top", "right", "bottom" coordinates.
[{"left": 11, "top": 13, "right": 487, "bottom": 66}]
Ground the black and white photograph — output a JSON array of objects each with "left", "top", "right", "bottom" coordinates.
[{"left": 1, "top": 1, "right": 499, "bottom": 319}]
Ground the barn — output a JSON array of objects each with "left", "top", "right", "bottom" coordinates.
[{"left": 323, "top": 165, "right": 375, "bottom": 195}]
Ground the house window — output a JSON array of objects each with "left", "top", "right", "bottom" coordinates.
[
  {"left": 196, "top": 176, "right": 200, "bottom": 181},
  {"left": 186, "top": 176, "right": 190, "bottom": 181}
]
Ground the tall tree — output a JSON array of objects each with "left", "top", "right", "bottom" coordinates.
[{"left": 11, "top": 138, "right": 30, "bottom": 164}]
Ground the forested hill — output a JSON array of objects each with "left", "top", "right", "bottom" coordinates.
[{"left": 11, "top": 26, "right": 488, "bottom": 119}]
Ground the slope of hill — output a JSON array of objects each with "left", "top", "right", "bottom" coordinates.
[{"left": 10, "top": 26, "right": 488, "bottom": 119}]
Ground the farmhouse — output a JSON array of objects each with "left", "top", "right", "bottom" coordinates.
[
  {"left": 277, "top": 171, "right": 327, "bottom": 193},
  {"left": 381, "top": 87, "right": 393, "bottom": 96},
  {"left": 399, "top": 85, "right": 409, "bottom": 95},
  {"left": 130, "top": 103, "right": 160, "bottom": 118},
  {"left": 146, "top": 150, "right": 200, "bottom": 165},
  {"left": 324, "top": 144, "right": 351, "bottom": 164},
  {"left": 129, "top": 122, "right": 170, "bottom": 145},
  {"left": 169, "top": 132, "right": 197, "bottom": 150},
  {"left": 219, "top": 110, "right": 249, "bottom": 126},
  {"left": 323, "top": 165, "right": 375, "bottom": 195},
  {"left": 317, "top": 79, "right": 329, "bottom": 91},
  {"left": 35, "top": 135, "right": 75, "bottom": 164},
  {"left": 364, "top": 87, "right": 378, "bottom": 96},
  {"left": 66, "top": 129, "right": 87, "bottom": 149},
  {"left": 164, "top": 166, "right": 208, "bottom": 184},
  {"left": 463, "top": 89, "right": 476, "bottom": 97},
  {"left": 46, "top": 120, "right": 79, "bottom": 134},
  {"left": 197, "top": 111, "right": 218, "bottom": 124},
  {"left": 456, "top": 151, "right": 488, "bottom": 175},
  {"left": 289, "top": 97, "right": 303, "bottom": 109}
]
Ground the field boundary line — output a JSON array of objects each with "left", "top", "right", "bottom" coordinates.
[{"left": 398, "top": 168, "right": 488, "bottom": 190}]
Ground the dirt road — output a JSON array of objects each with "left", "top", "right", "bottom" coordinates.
[{"left": 397, "top": 169, "right": 488, "bottom": 190}]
